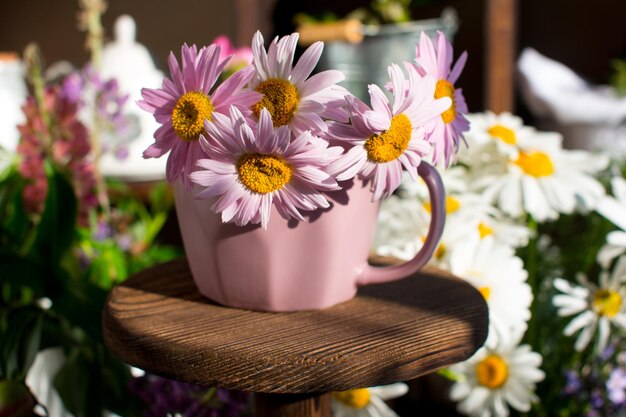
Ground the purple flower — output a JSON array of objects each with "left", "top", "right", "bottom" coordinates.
[
  {"left": 608, "top": 368, "right": 626, "bottom": 405},
  {"left": 129, "top": 373, "right": 249, "bottom": 417},
  {"left": 62, "top": 66, "right": 134, "bottom": 148},
  {"left": 585, "top": 410, "right": 601, "bottom": 417},
  {"left": 61, "top": 72, "right": 84, "bottom": 103},
  {"left": 93, "top": 219, "right": 113, "bottom": 240},
  {"left": 591, "top": 388, "right": 604, "bottom": 409},
  {"left": 115, "top": 145, "right": 129, "bottom": 160},
  {"left": 601, "top": 343, "right": 617, "bottom": 362},
  {"left": 563, "top": 370, "right": 581, "bottom": 395},
  {"left": 116, "top": 233, "right": 133, "bottom": 251}
]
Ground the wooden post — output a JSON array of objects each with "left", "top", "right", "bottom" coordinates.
[
  {"left": 255, "top": 393, "right": 331, "bottom": 417},
  {"left": 484, "top": 0, "right": 517, "bottom": 113},
  {"left": 233, "top": 0, "right": 279, "bottom": 46},
  {"left": 233, "top": 0, "right": 260, "bottom": 47}
]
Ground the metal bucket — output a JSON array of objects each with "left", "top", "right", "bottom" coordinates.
[{"left": 318, "top": 8, "right": 459, "bottom": 100}]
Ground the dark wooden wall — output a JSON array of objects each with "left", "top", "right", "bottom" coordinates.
[{"left": 0, "top": 0, "right": 237, "bottom": 72}]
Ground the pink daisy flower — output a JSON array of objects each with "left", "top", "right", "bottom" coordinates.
[
  {"left": 189, "top": 106, "right": 340, "bottom": 229},
  {"left": 328, "top": 63, "right": 451, "bottom": 201},
  {"left": 414, "top": 31, "right": 470, "bottom": 167},
  {"left": 249, "top": 31, "right": 347, "bottom": 135},
  {"left": 139, "top": 43, "right": 261, "bottom": 190}
]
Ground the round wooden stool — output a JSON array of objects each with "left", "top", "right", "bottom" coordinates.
[{"left": 103, "top": 258, "right": 488, "bottom": 417}]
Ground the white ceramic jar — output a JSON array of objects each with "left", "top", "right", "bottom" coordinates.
[{"left": 0, "top": 53, "right": 27, "bottom": 151}]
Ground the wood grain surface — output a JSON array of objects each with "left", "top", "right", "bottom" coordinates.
[{"left": 103, "top": 258, "right": 488, "bottom": 393}]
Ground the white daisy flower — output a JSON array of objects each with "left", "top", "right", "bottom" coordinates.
[
  {"left": 401, "top": 165, "right": 469, "bottom": 197},
  {"left": 596, "top": 175, "right": 626, "bottom": 267},
  {"left": 449, "top": 331, "right": 545, "bottom": 417},
  {"left": 332, "top": 383, "right": 408, "bottom": 417},
  {"left": 463, "top": 214, "right": 533, "bottom": 249},
  {"left": 475, "top": 131, "right": 608, "bottom": 222},
  {"left": 401, "top": 167, "right": 532, "bottom": 249},
  {"left": 374, "top": 194, "right": 430, "bottom": 261},
  {"left": 374, "top": 187, "right": 530, "bottom": 268},
  {"left": 374, "top": 193, "right": 474, "bottom": 267},
  {"left": 449, "top": 237, "right": 532, "bottom": 343},
  {"left": 463, "top": 111, "right": 536, "bottom": 158},
  {"left": 553, "top": 255, "right": 626, "bottom": 352}
]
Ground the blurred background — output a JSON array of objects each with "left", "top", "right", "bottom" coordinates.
[{"left": 1, "top": 0, "right": 625, "bottom": 114}]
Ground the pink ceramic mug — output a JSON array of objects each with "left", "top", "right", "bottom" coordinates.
[{"left": 174, "top": 162, "right": 445, "bottom": 311}]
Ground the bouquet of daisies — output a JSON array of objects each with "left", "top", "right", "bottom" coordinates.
[{"left": 139, "top": 30, "right": 469, "bottom": 229}]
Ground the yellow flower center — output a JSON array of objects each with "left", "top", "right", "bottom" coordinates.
[
  {"left": 236, "top": 153, "right": 293, "bottom": 194},
  {"left": 487, "top": 124, "right": 517, "bottom": 145},
  {"left": 434, "top": 79, "right": 457, "bottom": 124},
  {"left": 593, "top": 289, "right": 622, "bottom": 318},
  {"left": 435, "top": 243, "right": 446, "bottom": 259},
  {"left": 332, "top": 389, "right": 371, "bottom": 409},
  {"left": 364, "top": 114, "right": 413, "bottom": 163},
  {"left": 424, "top": 196, "right": 461, "bottom": 214},
  {"left": 253, "top": 78, "right": 300, "bottom": 127},
  {"left": 478, "top": 286, "right": 491, "bottom": 301},
  {"left": 478, "top": 222, "right": 493, "bottom": 239},
  {"left": 514, "top": 151, "right": 555, "bottom": 177},
  {"left": 171, "top": 91, "right": 214, "bottom": 142},
  {"left": 476, "top": 354, "right": 508, "bottom": 389}
]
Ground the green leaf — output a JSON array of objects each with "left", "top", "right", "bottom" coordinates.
[
  {"left": 50, "top": 274, "right": 107, "bottom": 343},
  {"left": 0, "top": 174, "right": 31, "bottom": 253},
  {"left": 143, "top": 212, "right": 167, "bottom": 245},
  {"left": 32, "top": 164, "right": 77, "bottom": 265},
  {"left": 0, "top": 307, "right": 44, "bottom": 381},
  {"left": 53, "top": 347, "right": 99, "bottom": 417},
  {"left": 88, "top": 244, "right": 128, "bottom": 289},
  {"left": 0, "top": 380, "right": 36, "bottom": 417},
  {"left": 129, "top": 244, "right": 182, "bottom": 275},
  {"left": 96, "top": 345, "right": 141, "bottom": 416},
  {"left": 148, "top": 180, "right": 173, "bottom": 213},
  {"left": 0, "top": 253, "right": 46, "bottom": 296}
]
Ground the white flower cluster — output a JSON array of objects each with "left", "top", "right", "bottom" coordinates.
[
  {"left": 552, "top": 176, "right": 626, "bottom": 355},
  {"left": 374, "top": 111, "right": 613, "bottom": 417}
]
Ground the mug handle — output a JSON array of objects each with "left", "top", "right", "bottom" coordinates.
[{"left": 357, "top": 162, "right": 446, "bottom": 285}]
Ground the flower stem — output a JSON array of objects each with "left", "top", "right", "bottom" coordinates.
[
  {"left": 23, "top": 44, "right": 51, "bottom": 145},
  {"left": 526, "top": 216, "right": 539, "bottom": 348},
  {"left": 78, "top": 0, "right": 107, "bottom": 69},
  {"left": 200, "top": 387, "right": 217, "bottom": 404},
  {"left": 78, "top": 0, "right": 110, "bottom": 218},
  {"left": 91, "top": 117, "right": 111, "bottom": 218}
]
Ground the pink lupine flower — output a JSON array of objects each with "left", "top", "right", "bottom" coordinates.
[{"left": 17, "top": 85, "right": 97, "bottom": 224}]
